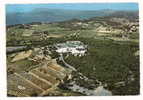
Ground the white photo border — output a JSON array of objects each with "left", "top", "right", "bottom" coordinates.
[{"left": 0, "top": 0, "right": 143, "bottom": 100}]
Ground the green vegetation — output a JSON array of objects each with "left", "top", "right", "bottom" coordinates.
[
  {"left": 7, "top": 55, "right": 39, "bottom": 74},
  {"left": 6, "top": 15, "right": 139, "bottom": 95},
  {"left": 65, "top": 37, "right": 139, "bottom": 95}
]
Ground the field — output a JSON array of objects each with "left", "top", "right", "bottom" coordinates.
[{"left": 6, "top": 14, "right": 139, "bottom": 96}]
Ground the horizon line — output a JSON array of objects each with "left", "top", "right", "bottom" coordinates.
[{"left": 6, "top": 3, "right": 138, "bottom": 13}]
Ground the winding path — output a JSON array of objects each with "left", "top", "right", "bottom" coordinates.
[
  {"left": 59, "top": 53, "right": 77, "bottom": 71},
  {"left": 59, "top": 53, "right": 112, "bottom": 96}
]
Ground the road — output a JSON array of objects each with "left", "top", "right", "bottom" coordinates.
[
  {"left": 59, "top": 53, "right": 77, "bottom": 71},
  {"left": 59, "top": 53, "right": 112, "bottom": 96}
]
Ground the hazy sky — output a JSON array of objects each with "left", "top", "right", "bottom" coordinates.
[{"left": 6, "top": 3, "right": 138, "bottom": 13}]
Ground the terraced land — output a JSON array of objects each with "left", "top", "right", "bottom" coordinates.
[
  {"left": 7, "top": 62, "right": 70, "bottom": 97},
  {"left": 6, "top": 13, "right": 139, "bottom": 96}
]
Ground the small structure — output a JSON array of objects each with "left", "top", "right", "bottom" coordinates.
[{"left": 55, "top": 41, "right": 87, "bottom": 56}]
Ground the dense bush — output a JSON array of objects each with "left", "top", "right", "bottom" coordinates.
[{"left": 65, "top": 37, "right": 139, "bottom": 95}]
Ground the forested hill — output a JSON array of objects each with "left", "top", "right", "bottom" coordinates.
[{"left": 6, "top": 8, "right": 138, "bottom": 25}]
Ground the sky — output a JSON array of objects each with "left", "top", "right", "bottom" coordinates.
[{"left": 6, "top": 3, "right": 138, "bottom": 13}]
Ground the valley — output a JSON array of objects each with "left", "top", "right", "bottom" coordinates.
[{"left": 6, "top": 12, "right": 139, "bottom": 96}]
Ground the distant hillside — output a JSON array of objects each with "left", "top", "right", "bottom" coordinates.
[
  {"left": 6, "top": 8, "right": 138, "bottom": 25},
  {"left": 106, "top": 11, "right": 139, "bottom": 20}
]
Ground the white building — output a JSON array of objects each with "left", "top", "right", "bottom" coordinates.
[{"left": 55, "top": 41, "right": 87, "bottom": 56}]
